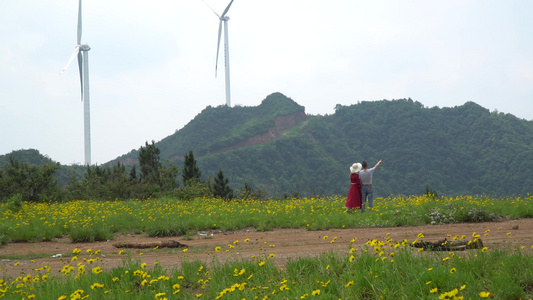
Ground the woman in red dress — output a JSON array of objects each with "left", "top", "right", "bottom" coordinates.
[{"left": 345, "top": 163, "right": 362, "bottom": 212}]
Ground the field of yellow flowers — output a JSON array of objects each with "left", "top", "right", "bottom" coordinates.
[{"left": 1, "top": 195, "right": 533, "bottom": 299}]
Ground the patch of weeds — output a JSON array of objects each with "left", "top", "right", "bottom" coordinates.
[
  {"left": 182, "top": 231, "right": 195, "bottom": 240},
  {"left": 135, "top": 248, "right": 172, "bottom": 255},
  {"left": 428, "top": 208, "right": 455, "bottom": 225},
  {"left": 0, "top": 223, "right": 9, "bottom": 246},
  {"left": 147, "top": 222, "right": 187, "bottom": 237},
  {"left": 69, "top": 226, "right": 114, "bottom": 242},
  {"left": 522, "top": 280, "right": 533, "bottom": 294},
  {"left": 454, "top": 208, "right": 500, "bottom": 223},
  {"left": 424, "top": 232, "right": 446, "bottom": 236},
  {"left": 6, "top": 193, "right": 23, "bottom": 213},
  {"left": 0, "top": 234, "right": 8, "bottom": 246},
  {"left": 425, "top": 185, "right": 438, "bottom": 198},
  {"left": 117, "top": 249, "right": 132, "bottom": 255},
  {"left": 0, "top": 253, "right": 53, "bottom": 260},
  {"left": 517, "top": 209, "right": 533, "bottom": 218}
]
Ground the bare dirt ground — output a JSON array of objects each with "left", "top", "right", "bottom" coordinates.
[{"left": 2, "top": 219, "right": 533, "bottom": 279}]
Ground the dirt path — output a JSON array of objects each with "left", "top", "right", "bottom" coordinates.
[{"left": 2, "top": 219, "right": 533, "bottom": 279}]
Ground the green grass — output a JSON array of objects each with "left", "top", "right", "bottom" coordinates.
[
  {"left": 1, "top": 194, "right": 533, "bottom": 299},
  {"left": 0, "top": 253, "right": 53, "bottom": 260},
  {"left": 0, "top": 194, "right": 532, "bottom": 244},
  {"left": 2, "top": 237, "right": 533, "bottom": 299}
]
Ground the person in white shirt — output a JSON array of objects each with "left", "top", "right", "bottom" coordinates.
[{"left": 359, "top": 160, "right": 382, "bottom": 212}]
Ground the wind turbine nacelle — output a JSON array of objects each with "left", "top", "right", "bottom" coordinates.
[
  {"left": 223, "top": 16, "right": 230, "bottom": 21},
  {"left": 80, "top": 44, "right": 91, "bottom": 51}
]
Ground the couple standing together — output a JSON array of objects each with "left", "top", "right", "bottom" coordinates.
[{"left": 345, "top": 160, "right": 382, "bottom": 212}]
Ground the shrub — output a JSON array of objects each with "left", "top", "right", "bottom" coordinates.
[
  {"left": 69, "top": 226, "right": 114, "bottom": 243},
  {"left": 6, "top": 193, "right": 23, "bottom": 212},
  {"left": 163, "top": 180, "right": 211, "bottom": 201},
  {"left": 0, "top": 223, "right": 9, "bottom": 246},
  {"left": 454, "top": 207, "right": 500, "bottom": 223},
  {"left": 147, "top": 220, "right": 187, "bottom": 237}
]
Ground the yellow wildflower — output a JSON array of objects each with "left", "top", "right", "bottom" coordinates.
[
  {"left": 479, "top": 291, "right": 491, "bottom": 297},
  {"left": 345, "top": 281, "right": 354, "bottom": 287}
]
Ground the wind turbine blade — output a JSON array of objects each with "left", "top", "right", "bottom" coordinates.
[
  {"left": 221, "top": 0, "right": 235, "bottom": 18},
  {"left": 215, "top": 20, "right": 222, "bottom": 77},
  {"left": 77, "top": 0, "right": 82, "bottom": 44},
  {"left": 60, "top": 46, "right": 80, "bottom": 74},
  {"left": 78, "top": 51, "right": 83, "bottom": 101},
  {"left": 201, "top": 0, "right": 220, "bottom": 18}
]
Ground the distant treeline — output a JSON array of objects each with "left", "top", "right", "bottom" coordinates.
[{"left": 0, "top": 144, "right": 263, "bottom": 203}]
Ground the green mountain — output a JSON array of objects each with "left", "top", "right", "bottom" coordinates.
[
  {"left": 3, "top": 92, "right": 533, "bottom": 197},
  {"left": 110, "top": 92, "right": 533, "bottom": 197},
  {"left": 112, "top": 92, "right": 306, "bottom": 163},
  {"left": 0, "top": 149, "right": 86, "bottom": 186},
  {"left": 0, "top": 149, "right": 55, "bottom": 166}
]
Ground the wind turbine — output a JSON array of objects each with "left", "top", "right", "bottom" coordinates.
[
  {"left": 203, "top": 0, "right": 235, "bottom": 107},
  {"left": 61, "top": 0, "right": 92, "bottom": 165}
]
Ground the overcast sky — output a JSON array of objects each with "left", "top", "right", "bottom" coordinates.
[{"left": 1, "top": 0, "right": 532, "bottom": 165}]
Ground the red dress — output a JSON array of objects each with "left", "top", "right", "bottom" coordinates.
[{"left": 345, "top": 173, "right": 362, "bottom": 209}]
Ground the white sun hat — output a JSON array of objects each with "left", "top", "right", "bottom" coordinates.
[{"left": 350, "top": 163, "right": 362, "bottom": 174}]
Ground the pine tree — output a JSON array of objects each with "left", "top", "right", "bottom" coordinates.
[
  {"left": 160, "top": 162, "right": 179, "bottom": 191},
  {"left": 182, "top": 150, "right": 201, "bottom": 186},
  {"left": 138, "top": 140, "right": 161, "bottom": 185},
  {"left": 212, "top": 169, "right": 233, "bottom": 199},
  {"left": 129, "top": 165, "right": 138, "bottom": 182}
]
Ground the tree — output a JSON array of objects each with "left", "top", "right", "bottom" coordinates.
[
  {"left": 0, "top": 156, "right": 61, "bottom": 202},
  {"left": 129, "top": 165, "right": 138, "bottom": 182},
  {"left": 139, "top": 141, "right": 161, "bottom": 185},
  {"left": 238, "top": 182, "right": 266, "bottom": 200},
  {"left": 82, "top": 164, "right": 107, "bottom": 199},
  {"left": 106, "top": 162, "right": 132, "bottom": 199},
  {"left": 160, "top": 161, "right": 179, "bottom": 191},
  {"left": 212, "top": 169, "right": 233, "bottom": 199},
  {"left": 182, "top": 150, "right": 201, "bottom": 186}
]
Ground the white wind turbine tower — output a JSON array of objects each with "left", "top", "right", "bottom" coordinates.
[
  {"left": 61, "top": 0, "right": 92, "bottom": 165},
  {"left": 203, "top": 0, "right": 235, "bottom": 107}
]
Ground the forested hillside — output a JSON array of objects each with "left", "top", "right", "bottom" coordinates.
[
  {"left": 307, "top": 99, "right": 533, "bottom": 196},
  {"left": 109, "top": 93, "right": 533, "bottom": 197},
  {"left": 2, "top": 93, "right": 532, "bottom": 198},
  {"left": 0, "top": 149, "right": 85, "bottom": 186}
]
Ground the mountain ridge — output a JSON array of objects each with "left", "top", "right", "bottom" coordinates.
[{"left": 2, "top": 93, "right": 532, "bottom": 197}]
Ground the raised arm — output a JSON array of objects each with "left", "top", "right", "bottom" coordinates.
[{"left": 373, "top": 160, "right": 383, "bottom": 169}]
